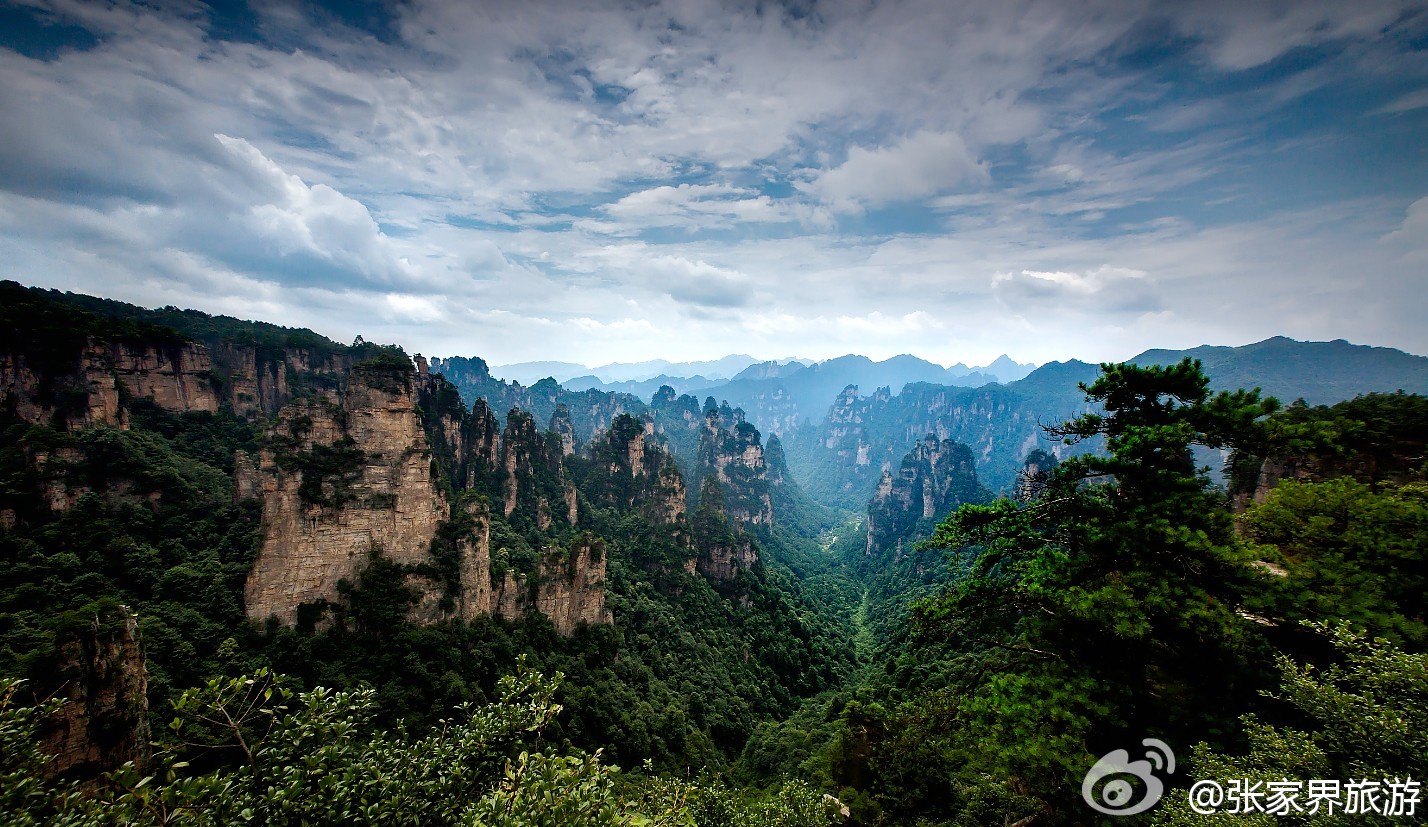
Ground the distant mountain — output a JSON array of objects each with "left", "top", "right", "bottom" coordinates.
[
  {"left": 491, "top": 354, "right": 790, "bottom": 388},
  {"left": 488, "top": 360, "right": 589, "bottom": 385},
  {"left": 595, "top": 354, "right": 766, "bottom": 382},
  {"left": 982, "top": 354, "right": 1036, "bottom": 383},
  {"left": 689, "top": 354, "right": 1028, "bottom": 436},
  {"left": 1129, "top": 337, "right": 1428, "bottom": 406},
  {"left": 560, "top": 373, "right": 729, "bottom": 399},
  {"left": 730, "top": 360, "right": 811, "bottom": 382},
  {"left": 782, "top": 337, "right": 1428, "bottom": 508}
]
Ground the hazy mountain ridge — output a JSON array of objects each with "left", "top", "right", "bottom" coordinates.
[
  {"left": 784, "top": 338, "right": 1428, "bottom": 509},
  {"left": 491, "top": 354, "right": 790, "bottom": 386}
]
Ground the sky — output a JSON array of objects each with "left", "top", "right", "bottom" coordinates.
[{"left": 2, "top": 0, "right": 1427, "bottom": 368}]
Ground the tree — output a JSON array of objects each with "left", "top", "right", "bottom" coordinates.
[
  {"left": 912, "top": 359, "right": 1280, "bottom": 816},
  {"left": 1151, "top": 623, "right": 1428, "bottom": 827}
]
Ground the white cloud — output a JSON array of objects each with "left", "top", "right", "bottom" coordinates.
[
  {"left": 802, "top": 131, "right": 989, "bottom": 212},
  {"left": 0, "top": 0, "right": 1423, "bottom": 369},
  {"left": 215, "top": 134, "right": 416, "bottom": 284},
  {"left": 992, "top": 265, "right": 1162, "bottom": 313},
  {"left": 1380, "top": 196, "right": 1428, "bottom": 260},
  {"left": 646, "top": 255, "right": 755, "bottom": 308}
]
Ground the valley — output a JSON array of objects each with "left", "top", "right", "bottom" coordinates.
[{"left": 1, "top": 281, "right": 1425, "bottom": 825}]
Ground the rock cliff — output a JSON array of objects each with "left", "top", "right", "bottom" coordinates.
[
  {"left": 40, "top": 605, "right": 150, "bottom": 781},
  {"left": 580, "top": 413, "right": 687, "bottom": 527},
  {"left": 1, "top": 340, "right": 219, "bottom": 430},
  {"left": 697, "top": 405, "right": 773, "bottom": 526},
  {"left": 2, "top": 332, "right": 355, "bottom": 431},
  {"left": 691, "top": 477, "right": 759, "bottom": 585},
  {"left": 1231, "top": 394, "right": 1428, "bottom": 509},
  {"left": 498, "top": 407, "right": 575, "bottom": 529},
  {"left": 407, "top": 500, "right": 610, "bottom": 634},
  {"left": 211, "top": 342, "right": 350, "bottom": 419},
  {"left": 245, "top": 359, "right": 607, "bottom": 635},
  {"left": 865, "top": 435, "right": 987, "bottom": 557},
  {"left": 244, "top": 360, "right": 449, "bottom": 625}
]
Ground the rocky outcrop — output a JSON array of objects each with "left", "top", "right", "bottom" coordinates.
[
  {"left": 696, "top": 534, "right": 758, "bottom": 583},
  {"left": 1, "top": 340, "right": 219, "bottom": 430},
  {"left": 866, "top": 435, "right": 986, "bottom": 557},
  {"left": 691, "top": 477, "right": 759, "bottom": 585},
  {"left": 697, "top": 406, "right": 773, "bottom": 526},
  {"left": 1, "top": 332, "right": 358, "bottom": 430},
  {"left": 583, "top": 414, "right": 687, "bottom": 527},
  {"left": 499, "top": 408, "right": 573, "bottom": 526},
  {"left": 210, "top": 342, "right": 349, "bottom": 419},
  {"left": 528, "top": 540, "right": 612, "bottom": 634},
  {"left": 244, "top": 362, "right": 448, "bottom": 626},
  {"left": 1015, "top": 448, "right": 1057, "bottom": 501},
  {"left": 1231, "top": 394, "right": 1428, "bottom": 510},
  {"left": 40, "top": 605, "right": 150, "bottom": 781},
  {"left": 417, "top": 375, "right": 501, "bottom": 494},
  {"left": 550, "top": 404, "right": 577, "bottom": 457},
  {"left": 246, "top": 362, "right": 606, "bottom": 635},
  {"left": 407, "top": 502, "right": 610, "bottom": 634}
]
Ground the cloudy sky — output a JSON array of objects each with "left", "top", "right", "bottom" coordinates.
[{"left": 2, "top": 0, "right": 1426, "bottom": 367}]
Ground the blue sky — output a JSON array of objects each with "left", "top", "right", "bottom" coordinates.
[{"left": 1, "top": 0, "right": 1426, "bottom": 367}]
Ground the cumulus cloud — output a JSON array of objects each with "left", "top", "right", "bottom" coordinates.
[
  {"left": 646, "top": 255, "right": 755, "bottom": 309},
  {"left": 992, "top": 266, "right": 1162, "bottom": 314},
  {"left": 1380, "top": 196, "right": 1428, "bottom": 260},
  {"left": 801, "top": 131, "right": 989, "bottom": 212},
  {"left": 215, "top": 134, "right": 417, "bottom": 285},
  {"left": 0, "top": 0, "right": 1424, "bottom": 365}
]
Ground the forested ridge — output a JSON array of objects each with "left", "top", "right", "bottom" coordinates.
[{"left": 1, "top": 283, "right": 1425, "bottom": 825}]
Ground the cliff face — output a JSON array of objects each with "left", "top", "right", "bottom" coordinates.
[
  {"left": 1232, "top": 394, "right": 1428, "bottom": 510},
  {"left": 866, "top": 435, "right": 986, "bottom": 557},
  {"left": 417, "top": 375, "right": 500, "bottom": 495},
  {"left": 499, "top": 408, "right": 575, "bottom": 529},
  {"left": 1015, "top": 448, "right": 1058, "bottom": 501},
  {"left": 407, "top": 501, "right": 610, "bottom": 635},
  {"left": 40, "top": 606, "right": 150, "bottom": 781},
  {"left": 691, "top": 477, "right": 759, "bottom": 585},
  {"left": 789, "top": 381, "right": 1074, "bottom": 510},
  {"left": 245, "top": 362, "right": 607, "bottom": 635},
  {"left": 528, "top": 540, "right": 612, "bottom": 634},
  {"left": 212, "top": 343, "right": 350, "bottom": 419},
  {"left": 696, "top": 534, "right": 758, "bottom": 583},
  {"left": 698, "top": 407, "right": 773, "bottom": 526},
  {"left": 1, "top": 340, "right": 219, "bottom": 429},
  {"left": 582, "top": 414, "right": 687, "bottom": 527},
  {"left": 550, "top": 403, "right": 577, "bottom": 457},
  {"left": 244, "top": 362, "right": 448, "bottom": 626},
  {"left": 1, "top": 334, "right": 355, "bottom": 431}
]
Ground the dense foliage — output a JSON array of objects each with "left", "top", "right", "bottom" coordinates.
[
  {"left": 3, "top": 282, "right": 1424, "bottom": 825},
  {"left": 1, "top": 663, "right": 845, "bottom": 826},
  {"left": 749, "top": 363, "right": 1427, "bottom": 826}
]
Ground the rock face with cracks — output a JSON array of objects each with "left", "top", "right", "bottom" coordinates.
[
  {"left": 865, "top": 434, "right": 985, "bottom": 558},
  {"left": 244, "top": 363, "right": 449, "bottom": 626},
  {"left": 243, "top": 361, "right": 609, "bottom": 634}
]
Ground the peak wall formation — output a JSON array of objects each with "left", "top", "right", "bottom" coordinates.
[{"left": 0, "top": 311, "right": 804, "bottom": 634}]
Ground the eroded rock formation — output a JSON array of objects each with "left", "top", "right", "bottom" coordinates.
[
  {"left": 40, "top": 606, "right": 150, "bottom": 781},
  {"left": 245, "top": 362, "right": 608, "bottom": 635},
  {"left": 697, "top": 406, "right": 773, "bottom": 526},
  {"left": 866, "top": 434, "right": 986, "bottom": 557},
  {"left": 244, "top": 362, "right": 448, "bottom": 625}
]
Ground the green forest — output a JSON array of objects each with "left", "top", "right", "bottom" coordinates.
[{"left": 1, "top": 283, "right": 1425, "bottom": 825}]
